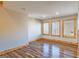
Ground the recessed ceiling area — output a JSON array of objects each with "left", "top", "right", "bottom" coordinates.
[{"left": 4, "top": 1, "right": 79, "bottom": 20}]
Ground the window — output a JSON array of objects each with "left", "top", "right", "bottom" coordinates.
[
  {"left": 41, "top": 15, "right": 77, "bottom": 38},
  {"left": 62, "top": 16, "right": 76, "bottom": 38},
  {"left": 52, "top": 20, "right": 60, "bottom": 36},
  {"left": 42, "top": 22, "right": 49, "bottom": 35}
]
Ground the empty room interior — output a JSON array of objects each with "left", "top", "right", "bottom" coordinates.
[{"left": 0, "top": 1, "right": 79, "bottom": 58}]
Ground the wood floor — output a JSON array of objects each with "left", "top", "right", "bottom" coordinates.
[{"left": 0, "top": 39, "right": 78, "bottom": 58}]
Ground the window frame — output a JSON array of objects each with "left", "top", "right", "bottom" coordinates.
[
  {"left": 51, "top": 20, "right": 61, "bottom": 36},
  {"left": 42, "top": 21, "right": 50, "bottom": 35},
  {"left": 62, "top": 16, "right": 77, "bottom": 38},
  {"left": 41, "top": 15, "right": 77, "bottom": 38}
]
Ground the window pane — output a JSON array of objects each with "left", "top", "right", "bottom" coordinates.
[
  {"left": 64, "top": 20, "right": 74, "bottom": 36},
  {"left": 43, "top": 23, "right": 49, "bottom": 34},
  {"left": 52, "top": 22, "right": 60, "bottom": 35}
]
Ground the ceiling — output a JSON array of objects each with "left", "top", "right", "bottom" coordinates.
[{"left": 4, "top": 1, "right": 79, "bottom": 19}]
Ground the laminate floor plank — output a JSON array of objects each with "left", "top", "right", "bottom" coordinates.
[{"left": 0, "top": 40, "right": 78, "bottom": 58}]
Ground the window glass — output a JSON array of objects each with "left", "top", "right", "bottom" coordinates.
[
  {"left": 64, "top": 20, "right": 74, "bottom": 36},
  {"left": 43, "top": 23, "right": 49, "bottom": 34},
  {"left": 52, "top": 21, "right": 60, "bottom": 35}
]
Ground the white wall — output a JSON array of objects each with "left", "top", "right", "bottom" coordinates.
[
  {"left": 27, "top": 17, "right": 41, "bottom": 42},
  {"left": 41, "top": 35, "right": 77, "bottom": 42},
  {"left": 77, "top": 11, "right": 79, "bottom": 42},
  {"left": 77, "top": 4, "right": 79, "bottom": 57},
  {"left": 0, "top": 7, "right": 28, "bottom": 51},
  {"left": 0, "top": 7, "right": 41, "bottom": 51}
]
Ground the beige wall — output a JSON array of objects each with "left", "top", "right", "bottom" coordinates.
[
  {"left": 0, "top": 7, "right": 28, "bottom": 51},
  {"left": 0, "top": 7, "right": 41, "bottom": 51},
  {"left": 77, "top": 9, "right": 79, "bottom": 56},
  {"left": 77, "top": 11, "right": 79, "bottom": 40}
]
